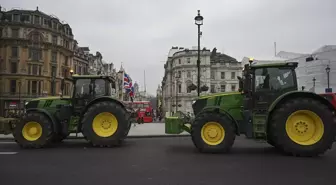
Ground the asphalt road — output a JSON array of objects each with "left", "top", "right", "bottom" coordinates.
[{"left": 1, "top": 137, "right": 336, "bottom": 185}]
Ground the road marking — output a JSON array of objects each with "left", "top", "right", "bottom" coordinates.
[
  {"left": 0, "top": 141, "right": 16, "bottom": 144},
  {"left": 0, "top": 152, "right": 18, "bottom": 155}
]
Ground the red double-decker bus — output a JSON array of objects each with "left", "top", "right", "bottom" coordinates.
[{"left": 124, "top": 101, "right": 153, "bottom": 123}]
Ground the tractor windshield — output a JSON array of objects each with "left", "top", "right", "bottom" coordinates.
[{"left": 254, "top": 67, "right": 296, "bottom": 91}]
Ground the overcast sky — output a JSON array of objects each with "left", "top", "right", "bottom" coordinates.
[{"left": 3, "top": 0, "right": 336, "bottom": 94}]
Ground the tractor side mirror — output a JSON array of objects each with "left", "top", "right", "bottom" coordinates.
[{"left": 60, "top": 78, "right": 65, "bottom": 97}]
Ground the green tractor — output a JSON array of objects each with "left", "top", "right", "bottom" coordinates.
[
  {"left": 9, "top": 74, "right": 135, "bottom": 148},
  {"left": 166, "top": 59, "right": 336, "bottom": 156}
]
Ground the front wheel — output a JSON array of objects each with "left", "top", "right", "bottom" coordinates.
[
  {"left": 269, "top": 98, "right": 336, "bottom": 157},
  {"left": 81, "top": 101, "right": 129, "bottom": 147},
  {"left": 13, "top": 112, "right": 54, "bottom": 148},
  {"left": 191, "top": 112, "right": 236, "bottom": 153}
]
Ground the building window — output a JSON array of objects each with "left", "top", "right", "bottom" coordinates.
[
  {"left": 221, "top": 85, "right": 226, "bottom": 92},
  {"left": 10, "top": 80, "right": 17, "bottom": 93},
  {"left": 187, "top": 58, "right": 190, "bottom": 63},
  {"left": 178, "top": 59, "right": 181, "bottom": 64},
  {"left": 231, "top": 84, "right": 236, "bottom": 91},
  {"left": 12, "top": 28, "right": 19, "bottom": 38},
  {"left": 178, "top": 84, "right": 182, "bottom": 93},
  {"left": 32, "top": 81, "right": 37, "bottom": 94},
  {"left": 29, "top": 48, "right": 42, "bottom": 60},
  {"left": 51, "top": 51, "right": 57, "bottom": 62},
  {"left": 64, "top": 40, "right": 69, "bottom": 49},
  {"left": 221, "top": 72, "right": 225, "bottom": 79},
  {"left": 13, "top": 14, "right": 20, "bottom": 22},
  {"left": 27, "top": 81, "right": 31, "bottom": 94},
  {"left": 21, "top": 15, "right": 30, "bottom": 22},
  {"left": 11, "top": 47, "right": 18, "bottom": 58},
  {"left": 28, "top": 64, "right": 31, "bottom": 74},
  {"left": 11, "top": 62, "right": 17, "bottom": 73},
  {"left": 187, "top": 71, "right": 191, "bottom": 78},
  {"left": 51, "top": 80, "right": 56, "bottom": 96},
  {"left": 211, "top": 85, "right": 215, "bottom": 93},
  {"left": 51, "top": 66, "right": 57, "bottom": 77},
  {"left": 34, "top": 15, "right": 40, "bottom": 24},
  {"left": 38, "top": 81, "right": 42, "bottom": 94},
  {"left": 38, "top": 66, "right": 42, "bottom": 76},
  {"left": 211, "top": 71, "right": 215, "bottom": 79},
  {"left": 0, "top": 28, "right": 2, "bottom": 38},
  {"left": 177, "top": 71, "right": 181, "bottom": 78},
  {"left": 231, "top": 72, "right": 235, "bottom": 79},
  {"left": 52, "top": 35, "right": 57, "bottom": 45},
  {"left": 32, "top": 64, "right": 38, "bottom": 75},
  {"left": 78, "top": 66, "right": 82, "bottom": 75}
]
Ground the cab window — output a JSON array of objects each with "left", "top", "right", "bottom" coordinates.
[
  {"left": 94, "top": 79, "right": 106, "bottom": 96},
  {"left": 254, "top": 67, "right": 295, "bottom": 92},
  {"left": 74, "top": 79, "right": 92, "bottom": 98}
]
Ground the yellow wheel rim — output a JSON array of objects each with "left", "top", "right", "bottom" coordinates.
[
  {"left": 92, "top": 112, "right": 118, "bottom": 137},
  {"left": 285, "top": 110, "right": 324, "bottom": 146},
  {"left": 201, "top": 122, "right": 225, "bottom": 146},
  {"left": 22, "top": 121, "right": 43, "bottom": 141}
]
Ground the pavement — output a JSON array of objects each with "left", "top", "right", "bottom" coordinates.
[
  {"left": 0, "top": 123, "right": 189, "bottom": 140},
  {"left": 1, "top": 137, "right": 336, "bottom": 185}
]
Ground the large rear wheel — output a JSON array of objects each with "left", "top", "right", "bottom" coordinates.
[
  {"left": 270, "top": 98, "right": 336, "bottom": 157},
  {"left": 13, "top": 112, "right": 54, "bottom": 148},
  {"left": 81, "top": 101, "right": 130, "bottom": 147},
  {"left": 191, "top": 112, "right": 236, "bottom": 153}
]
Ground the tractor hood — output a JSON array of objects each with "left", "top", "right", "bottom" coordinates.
[
  {"left": 192, "top": 92, "right": 243, "bottom": 116},
  {"left": 25, "top": 96, "right": 71, "bottom": 109}
]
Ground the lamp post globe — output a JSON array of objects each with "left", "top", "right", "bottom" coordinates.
[
  {"left": 194, "top": 10, "right": 204, "bottom": 25},
  {"left": 326, "top": 65, "right": 330, "bottom": 73}
]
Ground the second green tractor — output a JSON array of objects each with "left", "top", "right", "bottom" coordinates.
[
  {"left": 166, "top": 60, "right": 336, "bottom": 157},
  {"left": 11, "top": 74, "right": 135, "bottom": 148}
]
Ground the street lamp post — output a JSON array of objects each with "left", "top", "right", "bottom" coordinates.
[
  {"left": 326, "top": 65, "right": 330, "bottom": 89},
  {"left": 51, "top": 76, "right": 56, "bottom": 96},
  {"left": 173, "top": 74, "right": 182, "bottom": 113},
  {"left": 312, "top": 77, "right": 316, "bottom": 91},
  {"left": 18, "top": 80, "right": 22, "bottom": 116},
  {"left": 194, "top": 10, "right": 204, "bottom": 97}
]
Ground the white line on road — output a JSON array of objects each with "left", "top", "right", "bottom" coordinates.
[
  {"left": 0, "top": 141, "right": 16, "bottom": 144},
  {"left": 0, "top": 152, "right": 18, "bottom": 155}
]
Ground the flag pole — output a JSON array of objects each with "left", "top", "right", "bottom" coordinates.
[{"left": 121, "top": 70, "right": 124, "bottom": 101}]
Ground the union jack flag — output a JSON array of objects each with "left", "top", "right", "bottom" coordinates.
[{"left": 124, "top": 73, "right": 135, "bottom": 97}]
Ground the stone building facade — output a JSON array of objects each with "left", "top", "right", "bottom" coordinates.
[
  {"left": 0, "top": 7, "right": 75, "bottom": 116},
  {"left": 161, "top": 46, "right": 242, "bottom": 116}
]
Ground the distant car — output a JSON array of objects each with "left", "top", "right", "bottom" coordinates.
[{"left": 319, "top": 93, "right": 336, "bottom": 110}]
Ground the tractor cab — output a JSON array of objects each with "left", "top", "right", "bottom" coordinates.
[
  {"left": 60, "top": 75, "right": 117, "bottom": 110},
  {"left": 238, "top": 58, "right": 299, "bottom": 138},
  {"left": 239, "top": 59, "right": 298, "bottom": 109}
]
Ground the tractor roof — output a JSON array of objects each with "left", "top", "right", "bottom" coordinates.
[
  {"left": 250, "top": 62, "right": 298, "bottom": 68},
  {"left": 71, "top": 75, "right": 116, "bottom": 81}
]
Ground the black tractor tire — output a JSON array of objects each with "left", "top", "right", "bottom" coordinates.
[
  {"left": 81, "top": 101, "right": 130, "bottom": 147},
  {"left": 269, "top": 97, "right": 336, "bottom": 157},
  {"left": 191, "top": 111, "right": 236, "bottom": 153},
  {"left": 13, "top": 112, "right": 54, "bottom": 149}
]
